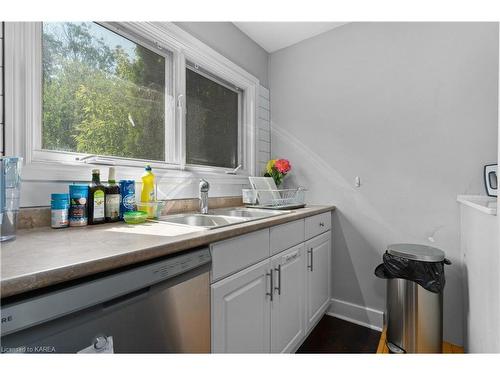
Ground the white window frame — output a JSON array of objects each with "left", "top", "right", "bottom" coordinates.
[{"left": 4, "top": 22, "right": 259, "bottom": 184}]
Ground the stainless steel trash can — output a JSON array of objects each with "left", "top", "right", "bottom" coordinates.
[{"left": 385, "top": 244, "right": 446, "bottom": 354}]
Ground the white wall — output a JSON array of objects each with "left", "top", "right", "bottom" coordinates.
[
  {"left": 497, "top": 25, "right": 500, "bottom": 353},
  {"left": 269, "top": 22, "right": 499, "bottom": 345}
]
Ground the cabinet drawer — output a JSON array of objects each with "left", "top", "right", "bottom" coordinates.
[
  {"left": 211, "top": 229, "right": 270, "bottom": 282},
  {"left": 270, "top": 219, "right": 305, "bottom": 255},
  {"left": 305, "top": 212, "right": 331, "bottom": 240}
]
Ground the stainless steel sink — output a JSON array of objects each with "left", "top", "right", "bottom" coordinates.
[
  {"left": 154, "top": 213, "right": 247, "bottom": 229},
  {"left": 153, "top": 207, "right": 291, "bottom": 229},
  {"left": 209, "top": 207, "right": 289, "bottom": 218}
]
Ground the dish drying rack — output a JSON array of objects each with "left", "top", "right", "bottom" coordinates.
[{"left": 243, "top": 187, "right": 307, "bottom": 209}]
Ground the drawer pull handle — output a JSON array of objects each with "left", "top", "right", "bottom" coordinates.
[
  {"left": 319, "top": 222, "right": 325, "bottom": 227},
  {"left": 274, "top": 264, "right": 282, "bottom": 295},
  {"left": 266, "top": 270, "right": 274, "bottom": 301}
]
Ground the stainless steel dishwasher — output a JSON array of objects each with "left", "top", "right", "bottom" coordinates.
[{"left": 1, "top": 247, "right": 211, "bottom": 353}]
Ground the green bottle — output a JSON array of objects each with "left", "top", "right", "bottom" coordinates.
[{"left": 88, "top": 169, "right": 106, "bottom": 225}]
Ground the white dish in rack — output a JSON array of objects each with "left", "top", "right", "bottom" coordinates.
[{"left": 248, "top": 177, "right": 281, "bottom": 205}]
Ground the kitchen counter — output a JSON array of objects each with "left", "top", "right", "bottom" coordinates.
[{"left": 1, "top": 205, "right": 335, "bottom": 298}]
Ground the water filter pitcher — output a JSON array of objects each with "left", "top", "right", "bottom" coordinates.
[{"left": 1, "top": 157, "right": 23, "bottom": 242}]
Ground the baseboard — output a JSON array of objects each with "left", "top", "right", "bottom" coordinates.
[{"left": 327, "top": 298, "right": 384, "bottom": 332}]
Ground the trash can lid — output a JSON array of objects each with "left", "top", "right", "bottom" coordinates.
[{"left": 387, "top": 243, "right": 445, "bottom": 262}]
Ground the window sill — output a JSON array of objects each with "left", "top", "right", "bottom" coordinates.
[
  {"left": 22, "top": 159, "right": 252, "bottom": 184},
  {"left": 20, "top": 159, "right": 252, "bottom": 207}
]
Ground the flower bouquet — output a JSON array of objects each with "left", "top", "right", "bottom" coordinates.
[{"left": 264, "top": 158, "right": 291, "bottom": 187}]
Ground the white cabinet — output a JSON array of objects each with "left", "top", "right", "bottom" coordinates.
[
  {"left": 210, "top": 212, "right": 333, "bottom": 353},
  {"left": 458, "top": 199, "right": 500, "bottom": 352},
  {"left": 305, "top": 231, "right": 331, "bottom": 332},
  {"left": 271, "top": 244, "right": 306, "bottom": 353},
  {"left": 211, "top": 258, "right": 272, "bottom": 353}
]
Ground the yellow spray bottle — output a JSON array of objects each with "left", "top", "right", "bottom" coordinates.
[{"left": 140, "top": 165, "right": 156, "bottom": 217}]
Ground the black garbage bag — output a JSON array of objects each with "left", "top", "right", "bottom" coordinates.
[{"left": 374, "top": 251, "right": 451, "bottom": 293}]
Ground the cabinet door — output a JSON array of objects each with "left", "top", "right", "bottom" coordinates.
[
  {"left": 305, "top": 232, "right": 331, "bottom": 332},
  {"left": 211, "top": 259, "right": 272, "bottom": 353},
  {"left": 271, "top": 244, "right": 306, "bottom": 353}
]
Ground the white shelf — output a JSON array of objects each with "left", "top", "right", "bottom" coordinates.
[{"left": 457, "top": 195, "right": 497, "bottom": 216}]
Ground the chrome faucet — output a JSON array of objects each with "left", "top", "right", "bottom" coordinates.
[{"left": 199, "top": 179, "right": 210, "bottom": 214}]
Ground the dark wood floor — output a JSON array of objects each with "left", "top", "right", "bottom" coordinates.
[{"left": 296, "top": 315, "right": 381, "bottom": 353}]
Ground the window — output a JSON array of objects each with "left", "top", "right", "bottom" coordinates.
[
  {"left": 6, "top": 21, "right": 259, "bottom": 189},
  {"left": 186, "top": 65, "right": 241, "bottom": 169},
  {"left": 42, "top": 22, "right": 167, "bottom": 161}
]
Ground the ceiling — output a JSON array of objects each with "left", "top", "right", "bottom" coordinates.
[{"left": 233, "top": 22, "right": 347, "bottom": 53}]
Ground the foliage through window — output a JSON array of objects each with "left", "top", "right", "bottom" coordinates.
[
  {"left": 42, "top": 22, "right": 166, "bottom": 161},
  {"left": 186, "top": 67, "right": 240, "bottom": 169}
]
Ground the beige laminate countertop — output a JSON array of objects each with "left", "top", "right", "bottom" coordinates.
[{"left": 1, "top": 205, "right": 335, "bottom": 298}]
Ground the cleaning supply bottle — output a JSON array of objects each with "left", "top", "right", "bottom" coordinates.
[{"left": 141, "top": 165, "right": 156, "bottom": 217}]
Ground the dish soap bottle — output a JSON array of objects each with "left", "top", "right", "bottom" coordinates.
[
  {"left": 141, "top": 165, "right": 156, "bottom": 217},
  {"left": 105, "top": 167, "right": 121, "bottom": 222},
  {"left": 88, "top": 169, "right": 106, "bottom": 225}
]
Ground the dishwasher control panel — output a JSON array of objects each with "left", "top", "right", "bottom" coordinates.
[{"left": 153, "top": 250, "right": 211, "bottom": 280}]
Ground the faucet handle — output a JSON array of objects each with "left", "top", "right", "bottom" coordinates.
[{"left": 199, "top": 179, "right": 210, "bottom": 192}]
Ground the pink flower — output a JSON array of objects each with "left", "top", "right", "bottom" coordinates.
[{"left": 274, "top": 159, "right": 291, "bottom": 174}]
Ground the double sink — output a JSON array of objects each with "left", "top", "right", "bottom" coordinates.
[{"left": 153, "top": 207, "right": 290, "bottom": 229}]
